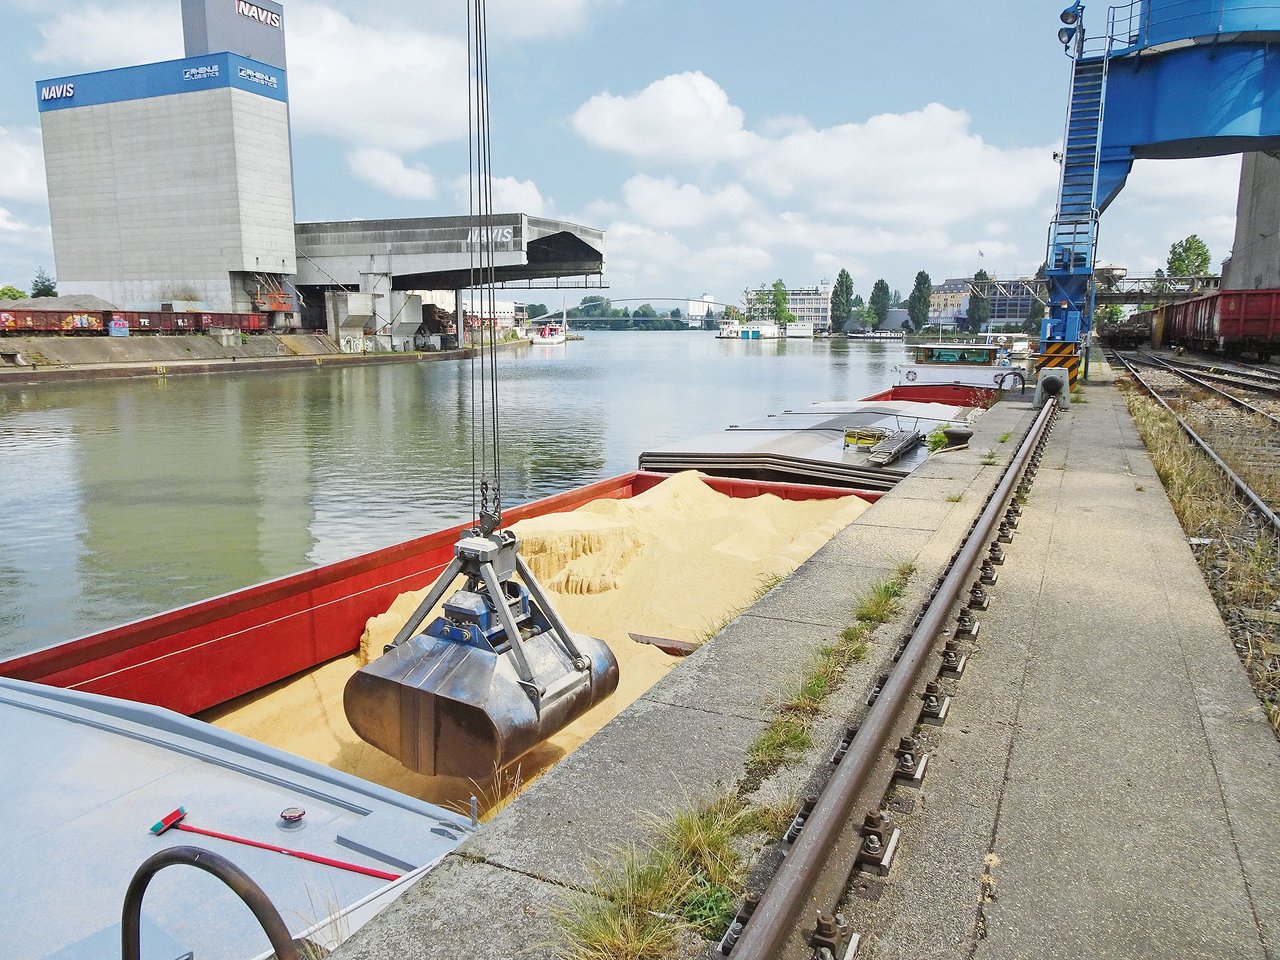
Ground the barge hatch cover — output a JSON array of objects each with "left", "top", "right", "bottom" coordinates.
[{"left": 639, "top": 399, "right": 979, "bottom": 490}]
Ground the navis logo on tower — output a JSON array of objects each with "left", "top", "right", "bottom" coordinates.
[
  {"left": 40, "top": 83, "right": 75, "bottom": 102},
  {"left": 236, "top": 0, "right": 282, "bottom": 28}
]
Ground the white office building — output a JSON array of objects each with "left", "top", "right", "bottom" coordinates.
[{"left": 743, "top": 281, "right": 833, "bottom": 337}]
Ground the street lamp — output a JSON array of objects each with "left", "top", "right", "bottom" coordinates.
[{"left": 1060, "top": 2, "right": 1082, "bottom": 25}]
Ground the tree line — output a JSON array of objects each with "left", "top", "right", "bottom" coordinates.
[{"left": 826, "top": 232, "right": 1215, "bottom": 337}]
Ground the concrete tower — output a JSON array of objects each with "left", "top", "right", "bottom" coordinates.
[{"left": 36, "top": 0, "right": 296, "bottom": 318}]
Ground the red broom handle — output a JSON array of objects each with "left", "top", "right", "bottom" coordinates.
[{"left": 173, "top": 823, "right": 402, "bottom": 882}]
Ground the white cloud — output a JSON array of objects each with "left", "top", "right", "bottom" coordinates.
[
  {"left": 0, "top": 207, "right": 46, "bottom": 238},
  {"left": 32, "top": 2, "right": 180, "bottom": 71},
  {"left": 288, "top": 3, "right": 469, "bottom": 153},
  {"left": 601, "top": 220, "right": 772, "bottom": 299},
  {"left": 488, "top": 0, "right": 616, "bottom": 39},
  {"left": 742, "top": 103, "right": 1057, "bottom": 227},
  {"left": 0, "top": 207, "right": 53, "bottom": 286},
  {"left": 620, "top": 176, "right": 752, "bottom": 228},
  {"left": 572, "top": 72, "right": 758, "bottom": 162},
  {"left": 0, "top": 127, "right": 47, "bottom": 202},
  {"left": 347, "top": 148, "right": 436, "bottom": 200},
  {"left": 452, "top": 175, "right": 551, "bottom": 216},
  {"left": 568, "top": 71, "right": 1242, "bottom": 298},
  {"left": 488, "top": 176, "right": 551, "bottom": 216},
  {"left": 1097, "top": 156, "right": 1241, "bottom": 273},
  {"left": 568, "top": 76, "right": 1076, "bottom": 296}
]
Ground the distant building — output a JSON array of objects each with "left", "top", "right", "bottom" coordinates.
[
  {"left": 930, "top": 278, "right": 970, "bottom": 327},
  {"left": 988, "top": 281, "right": 1037, "bottom": 331},
  {"left": 686, "top": 293, "right": 716, "bottom": 324},
  {"left": 881, "top": 307, "right": 909, "bottom": 332},
  {"left": 743, "top": 280, "right": 833, "bottom": 336}
]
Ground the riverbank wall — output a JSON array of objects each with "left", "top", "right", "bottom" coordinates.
[{"left": 0, "top": 334, "right": 527, "bottom": 386}]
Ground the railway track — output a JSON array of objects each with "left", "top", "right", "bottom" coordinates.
[
  {"left": 1135, "top": 350, "right": 1280, "bottom": 401},
  {"left": 1116, "top": 352, "right": 1280, "bottom": 528},
  {"left": 721, "top": 398, "right": 1059, "bottom": 960},
  {"left": 714, "top": 367, "right": 1276, "bottom": 958}
]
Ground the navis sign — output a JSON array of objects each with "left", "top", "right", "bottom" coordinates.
[
  {"left": 40, "top": 83, "right": 75, "bottom": 102},
  {"left": 467, "top": 226, "right": 515, "bottom": 244},
  {"left": 236, "top": 0, "right": 282, "bottom": 29}
]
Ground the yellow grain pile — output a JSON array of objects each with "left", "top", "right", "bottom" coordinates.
[{"left": 207, "top": 472, "right": 869, "bottom": 813}]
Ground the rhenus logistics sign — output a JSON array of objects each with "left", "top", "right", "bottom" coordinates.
[
  {"left": 36, "top": 53, "right": 288, "bottom": 112},
  {"left": 236, "top": 0, "right": 281, "bottom": 29}
]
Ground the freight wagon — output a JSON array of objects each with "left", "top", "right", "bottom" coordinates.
[
  {"left": 0, "top": 309, "right": 104, "bottom": 334},
  {"left": 1134, "top": 289, "right": 1280, "bottom": 360},
  {"left": 1095, "top": 310, "right": 1149, "bottom": 348},
  {"left": 0, "top": 309, "right": 268, "bottom": 336}
]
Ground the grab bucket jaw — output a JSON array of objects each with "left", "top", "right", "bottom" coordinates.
[{"left": 343, "top": 530, "right": 620, "bottom": 779}]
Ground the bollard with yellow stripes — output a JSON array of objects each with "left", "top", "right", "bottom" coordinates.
[{"left": 1036, "top": 340, "right": 1081, "bottom": 388}]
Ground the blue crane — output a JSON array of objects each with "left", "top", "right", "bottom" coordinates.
[{"left": 1042, "top": 0, "right": 1280, "bottom": 383}]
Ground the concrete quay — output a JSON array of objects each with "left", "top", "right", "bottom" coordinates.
[
  {"left": 851, "top": 368, "right": 1279, "bottom": 960},
  {"left": 0, "top": 333, "right": 472, "bottom": 385},
  {"left": 334, "top": 393, "right": 1043, "bottom": 960}
]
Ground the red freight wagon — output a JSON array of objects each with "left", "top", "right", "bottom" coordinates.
[
  {"left": 0, "top": 309, "right": 105, "bottom": 334},
  {"left": 1218, "top": 291, "right": 1280, "bottom": 348},
  {"left": 201, "top": 312, "right": 268, "bottom": 331},
  {"left": 1141, "top": 288, "right": 1280, "bottom": 358},
  {"left": 132, "top": 312, "right": 201, "bottom": 333}
]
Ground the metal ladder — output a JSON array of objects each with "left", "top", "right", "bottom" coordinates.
[{"left": 1044, "top": 46, "right": 1111, "bottom": 355}]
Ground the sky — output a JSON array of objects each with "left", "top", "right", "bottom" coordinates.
[{"left": 0, "top": 0, "right": 1244, "bottom": 307}]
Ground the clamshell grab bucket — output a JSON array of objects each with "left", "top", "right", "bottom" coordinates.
[
  {"left": 343, "top": 530, "right": 620, "bottom": 779},
  {"left": 345, "top": 628, "right": 618, "bottom": 778}
]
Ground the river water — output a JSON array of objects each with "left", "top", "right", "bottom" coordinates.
[{"left": 0, "top": 332, "right": 904, "bottom": 657}]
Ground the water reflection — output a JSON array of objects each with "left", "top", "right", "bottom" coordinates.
[{"left": 0, "top": 333, "right": 903, "bottom": 654}]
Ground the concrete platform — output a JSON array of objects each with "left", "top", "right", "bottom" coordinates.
[
  {"left": 333, "top": 393, "right": 1038, "bottom": 960},
  {"left": 854, "top": 371, "right": 1280, "bottom": 960}
]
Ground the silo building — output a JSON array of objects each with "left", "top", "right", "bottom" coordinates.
[{"left": 35, "top": 0, "right": 297, "bottom": 321}]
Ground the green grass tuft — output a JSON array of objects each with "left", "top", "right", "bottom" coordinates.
[
  {"left": 744, "top": 566, "right": 910, "bottom": 782},
  {"left": 560, "top": 793, "right": 765, "bottom": 958}
]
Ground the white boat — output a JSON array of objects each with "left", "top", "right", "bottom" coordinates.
[
  {"left": 717, "top": 319, "right": 781, "bottom": 340},
  {"left": 530, "top": 302, "right": 568, "bottom": 344},
  {"left": 895, "top": 342, "right": 1031, "bottom": 390},
  {"left": 531, "top": 320, "right": 567, "bottom": 344},
  {"left": 847, "top": 329, "right": 905, "bottom": 342},
  {"left": 977, "top": 333, "right": 1032, "bottom": 360}
]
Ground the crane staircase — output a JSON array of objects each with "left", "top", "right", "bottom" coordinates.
[{"left": 1042, "top": 52, "right": 1108, "bottom": 385}]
